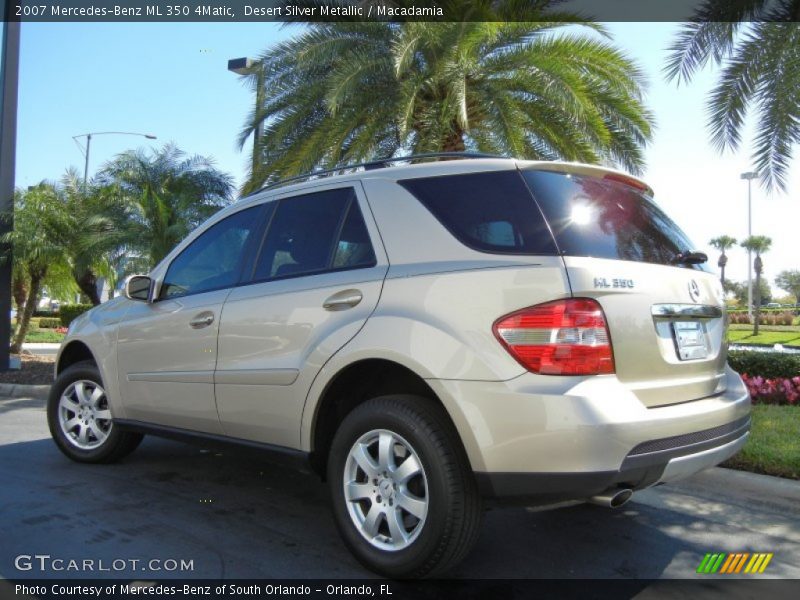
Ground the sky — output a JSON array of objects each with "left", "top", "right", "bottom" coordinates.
[{"left": 14, "top": 21, "right": 800, "bottom": 297}]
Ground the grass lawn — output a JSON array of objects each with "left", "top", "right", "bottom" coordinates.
[
  {"left": 727, "top": 329, "right": 800, "bottom": 347},
  {"left": 729, "top": 324, "right": 800, "bottom": 332},
  {"left": 21, "top": 329, "right": 65, "bottom": 343},
  {"left": 10, "top": 318, "right": 66, "bottom": 344},
  {"left": 723, "top": 405, "right": 800, "bottom": 480}
]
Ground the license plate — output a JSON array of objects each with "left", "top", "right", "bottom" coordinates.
[{"left": 673, "top": 321, "right": 708, "bottom": 360}]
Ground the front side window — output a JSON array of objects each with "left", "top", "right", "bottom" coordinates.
[
  {"left": 160, "top": 206, "right": 262, "bottom": 299},
  {"left": 252, "top": 187, "right": 376, "bottom": 282}
]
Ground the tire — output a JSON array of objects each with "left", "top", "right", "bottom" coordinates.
[
  {"left": 328, "top": 394, "right": 482, "bottom": 578},
  {"left": 47, "top": 360, "right": 143, "bottom": 463}
]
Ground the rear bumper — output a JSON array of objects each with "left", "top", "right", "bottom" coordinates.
[
  {"left": 426, "top": 365, "right": 751, "bottom": 502},
  {"left": 475, "top": 421, "right": 749, "bottom": 504}
]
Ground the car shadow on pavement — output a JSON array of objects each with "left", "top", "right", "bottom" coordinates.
[
  {"left": 0, "top": 395, "right": 50, "bottom": 416},
  {"left": 0, "top": 434, "right": 764, "bottom": 580}
]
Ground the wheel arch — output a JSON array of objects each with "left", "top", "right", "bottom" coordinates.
[
  {"left": 56, "top": 340, "right": 97, "bottom": 375},
  {"left": 306, "top": 358, "right": 475, "bottom": 478}
]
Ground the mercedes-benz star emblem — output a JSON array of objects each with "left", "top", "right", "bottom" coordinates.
[{"left": 688, "top": 280, "right": 701, "bottom": 303}]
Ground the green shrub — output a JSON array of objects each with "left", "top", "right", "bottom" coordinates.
[
  {"left": 59, "top": 304, "right": 93, "bottom": 327},
  {"left": 728, "top": 350, "right": 800, "bottom": 379},
  {"left": 33, "top": 309, "right": 56, "bottom": 317},
  {"left": 38, "top": 317, "right": 62, "bottom": 329}
]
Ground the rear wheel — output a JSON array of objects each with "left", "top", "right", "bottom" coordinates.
[
  {"left": 47, "top": 361, "right": 143, "bottom": 463},
  {"left": 328, "top": 394, "right": 481, "bottom": 578}
]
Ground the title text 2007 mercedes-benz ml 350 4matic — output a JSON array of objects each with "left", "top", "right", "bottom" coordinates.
[{"left": 49, "top": 155, "right": 750, "bottom": 577}]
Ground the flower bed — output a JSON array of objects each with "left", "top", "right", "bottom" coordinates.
[{"left": 741, "top": 374, "right": 800, "bottom": 406}]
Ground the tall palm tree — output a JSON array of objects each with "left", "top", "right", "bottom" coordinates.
[
  {"left": 740, "top": 235, "right": 772, "bottom": 335},
  {"left": 709, "top": 235, "right": 737, "bottom": 285},
  {"left": 1, "top": 185, "right": 74, "bottom": 353},
  {"left": 239, "top": 19, "right": 654, "bottom": 191},
  {"left": 98, "top": 144, "right": 234, "bottom": 266},
  {"left": 665, "top": 2, "right": 800, "bottom": 192},
  {"left": 52, "top": 170, "right": 123, "bottom": 305}
]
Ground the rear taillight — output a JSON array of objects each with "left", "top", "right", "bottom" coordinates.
[{"left": 493, "top": 298, "right": 615, "bottom": 375}]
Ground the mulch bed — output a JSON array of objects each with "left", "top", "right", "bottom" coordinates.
[{"left": 0, "top": 354, "right": 55, "bottom": 385}]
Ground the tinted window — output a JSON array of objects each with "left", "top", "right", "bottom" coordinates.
[
  {"left": 522, "top": 170, "right": 708, "bottom": 270},
  {"left": 399, "top": 171, "right": 557, "bottom": 255},
  {"left": 252, "top": 188, "right": 376, "bottom": 282},
  {"left": 333, "top": 201, "right": 377, "bottom": 269},
  {"left": 160, "top": 205, "right": 262, "bottom": 299}
]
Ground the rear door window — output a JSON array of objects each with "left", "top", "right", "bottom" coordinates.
[
  {"left": 399, "top": 170, "right": 558, "bottom": 255},
  {"left": 522, "top": 169, "right": 708, "bottom": 270},
  {"left": 251, "top": 187, "right": 377, "bottom": 282}
]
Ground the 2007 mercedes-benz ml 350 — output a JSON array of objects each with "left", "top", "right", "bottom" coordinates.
[{"left": 49, "top": 155, "right": 749, "bottom": 577}]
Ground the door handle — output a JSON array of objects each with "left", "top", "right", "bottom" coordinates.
[
  {"left": 323, "top": 289, "right": 363, "bottom": 311},
  {"left": 189, "top": 311, "right": 215, "bottom": 329}
]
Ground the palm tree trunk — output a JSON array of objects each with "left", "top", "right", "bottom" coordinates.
[
  {"left": 10, "top": 271, "right": 43, "bottom": 355},
  {"left": 753, "top": 272, "right": 761, "bottom": 336},
  {"left": 75, "top": 268, "right": 101, "bottom": 306},
  {"left": 720, "top": 265, "right": 725, "bottom": 286},
  {"left": 12, "top": 274, "right": 27, "bottom": 314},
  {"left": 441, "top": 126, "right": 466, "bottom": 153}
]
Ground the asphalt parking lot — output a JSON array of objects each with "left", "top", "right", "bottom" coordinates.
[{"left": 1, "top": 393, "right": 799, "bottom": 581}]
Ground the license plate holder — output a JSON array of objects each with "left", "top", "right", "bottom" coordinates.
[{"left": 672, "top": 321, "right": 708, "bottom": 361}]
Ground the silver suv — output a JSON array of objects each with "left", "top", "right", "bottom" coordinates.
[{"left": 49, "top": 155, "right": 750, "bottom": 577}]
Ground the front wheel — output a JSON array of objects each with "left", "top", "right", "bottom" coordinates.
[
  {"left": 328, "top": 395, "right": 481, "bottom": 578},
  {"left": 47, "top": 360, "right": 143, "bottom": 463}
]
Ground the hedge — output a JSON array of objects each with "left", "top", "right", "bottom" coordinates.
[
  {"left": 728, "top": 308, "right": 799, "bottom": 314},
  {"left": 38, "top": 317, "right": 62, "bottom": 329},
  {"left": 59, "top": 304, "right": 94, "bottom": 327},
  {"left": 728, "top": 350, "right": 800, "bottom": 379}
]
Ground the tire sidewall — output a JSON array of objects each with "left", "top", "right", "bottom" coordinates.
[
  {"left": 47, "top": 362, "right": 125, "bottom": 462},
  {"left": 328, "top": 396, "right": 461, "bottom": 577}
]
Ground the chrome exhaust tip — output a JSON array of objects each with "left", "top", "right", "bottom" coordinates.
[{"left": 588, "top": 488, "right": 633, "bottom": 508}]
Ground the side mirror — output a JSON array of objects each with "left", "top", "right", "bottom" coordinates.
[{"left": 125, "top": 275, "right": 153, "bottom": 302}]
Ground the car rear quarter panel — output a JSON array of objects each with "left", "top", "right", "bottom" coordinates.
[{"left": 300, "top": 259, "right": 571, "bottom": 454}]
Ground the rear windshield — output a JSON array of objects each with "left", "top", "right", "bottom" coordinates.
[
  {"left": 399, "top": 170, "right": 558, "bottom": 255},
  {"left": 521, "top": 169, "right": 709, "bottom": 270}
]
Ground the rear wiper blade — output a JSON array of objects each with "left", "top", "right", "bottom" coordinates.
[{"left": 670, "top": 251, "right": 708, "bottom": 265}]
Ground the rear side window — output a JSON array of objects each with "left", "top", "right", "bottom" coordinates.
[
  {"left": 252, "top": 187, "right": 376, "bottom": 282},
  {"left": 399, "top": 171, "right": 558, "bottom": 255},
  {"left": 522, "top": 170, "right": 708, "bottom": 270}
]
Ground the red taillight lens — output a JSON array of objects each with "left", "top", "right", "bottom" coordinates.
[{"left": 493, "top": 298, "right": 615, "bottom": 375}]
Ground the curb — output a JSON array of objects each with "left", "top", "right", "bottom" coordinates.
[{"left": 0, "top": 383, "right": 50, "bottom": 400}]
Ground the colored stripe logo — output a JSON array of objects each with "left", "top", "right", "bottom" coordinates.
[{"left": 697, "top": 553, "right": 773, "bottom": 574}]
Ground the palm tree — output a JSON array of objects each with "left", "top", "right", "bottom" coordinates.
[
  {"left": 51, "top": 170, "right": 124, "bottom": 305},
  {"left": 238, "top": 19, "right": 654, "bottom": 191},
  {"left": 740, "top": 235, "right": 772, "bottom": 335},
  {"left": 709, "top": 235, "right": 737, "bottom": 285},
  {"left": 1, "top": 185, "right": 74, "bottom": 353},
  {"left": 98, "top": 144, "right": 234, "bottom": 266},
  {"left": 665, "top": 3, "right": 800, "bottom": 192}
]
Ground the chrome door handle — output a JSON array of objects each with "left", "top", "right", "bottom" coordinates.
[
  {"left": 323, "top": 289, "right": 363, "bottom": 311},
  {"left": 189, "top": 312, "right": 215, "bottom": 328}
]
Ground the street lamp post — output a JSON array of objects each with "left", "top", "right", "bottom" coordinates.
[
  {"left": 72, "top": 131, "right": 157, "bottom": 192},
  {"left": 228, "top": 57, "right": 265, "bottom": 178},
  {"left": 740, "top": 171, "right": 758, "bottom": 318},
  {"left": 0, "top": 16, "right": 20, "bottom": 373}
]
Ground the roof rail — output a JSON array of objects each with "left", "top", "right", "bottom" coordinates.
[{"left": 249, "top": 152, "right": 507, "bottom": 196}]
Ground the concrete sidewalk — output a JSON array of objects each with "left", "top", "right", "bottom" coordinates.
[{"left": 22, "top": 342, "right": 61, "bottom": 356}]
